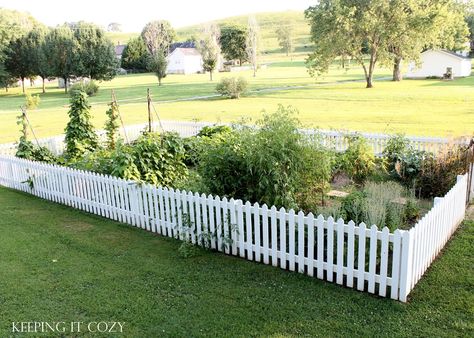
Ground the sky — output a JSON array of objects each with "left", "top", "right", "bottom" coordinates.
[{"left": 0, "top": 0, "right": 314, "bottom": 31}]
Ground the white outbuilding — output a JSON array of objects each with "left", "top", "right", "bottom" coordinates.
[
  {"left": 166, "top": 48, "right": 203, "bottom": 75},
  {"left": 405, "top": 50, "right": 472, "bottom": 78}
]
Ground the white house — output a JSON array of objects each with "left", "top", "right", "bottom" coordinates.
[
  {"left": 405, "top": 50, "right": 472, "bottom": 78},
  {"left": 166, "top": 48, "right": 203, "bottom": 75}
]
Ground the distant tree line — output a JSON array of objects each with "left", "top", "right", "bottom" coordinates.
[{"left": 0, "top": 8, "right": 118, "bottom": 93}]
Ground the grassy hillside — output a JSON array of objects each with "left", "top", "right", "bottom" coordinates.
[{"left": 106, "top": 11, "right": 311, "bottom": 55}]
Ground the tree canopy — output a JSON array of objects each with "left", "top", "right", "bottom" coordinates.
[
  {"left": 141, "top": 20, "right": 175, "bottom": 56},
  {"left": 121, "top": 37, "right": 149, "bottom": 71},
  {"left": 219, "top": 24, "right": 248, "bottom": 65},
  {"left": 196, "top": 23, "right": 221, "bottom": 81}
]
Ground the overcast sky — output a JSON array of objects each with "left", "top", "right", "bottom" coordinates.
[{"left": 0, "top": 0, "right": 314, "bottom": 31}]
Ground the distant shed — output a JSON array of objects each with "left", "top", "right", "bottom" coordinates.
[
  {"left": 405, "top": 50, "right": 472, "bottom": 78},
  {"left": 166, "top": 48, "right": 203, "bottom": 75}
]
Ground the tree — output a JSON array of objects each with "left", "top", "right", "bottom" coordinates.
[
  {"left": 147, "top": 51, "right": 167, "bottom": 86},
  {"left": 0, "top": 63, "right": 16, "bottom": 92},
  {"left": 71, "top": 22, "right": 118, "bottom": 81},
  {"left": 4, "top": 35, "right": 35, "bottom": 93},
  {"left": 388, "top": 0, "right": 470, "bottom": 81},
  {"left": 65, "top": 90, "right": 98, "bottom": 159},
  {"left": 220, "top": 24, "right": 248, "bottom": 65},
  {"left": 246, "top": 16, "right": 260, "bottom": 77},
  {"left": 107, "top": 22, "right": 122, "bottom": 32},
  {"left": 141, "top": 20, "right": 175, "bottom": 56},
  {"left": 104, "top": 99, "right": 120, "bottom": 149},
  {"left": 121, "top": 37, "right": 149, "bottom": 71},
  {"left": 305, "top": 1, "right": 400, "bottom": 88},
  {"left": 276, "top": 21, "right": 294, "bottom": 56},
  {"left": 43, "top": 25, "right": 78, "bottom": 93},
  {"left": 196, "top": 23, "right": 220, "bottom": 81},
  {"left": 466, "top": 13, "right": 474, "bottom": 55},
  {"left": 25, "top": 26, "right": 51, "bottom": 93}
]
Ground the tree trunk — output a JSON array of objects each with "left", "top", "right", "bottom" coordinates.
[
  {"left": 366, "top": 76, "right": 373, "bottom": 88},
  {"left": 42, "top": 77, "right": 46, "bottom": 93},
  {"left": 209, "top": 71, "right": 213, "bottom": 81},
  {"left": 158, "top": 78, "right": 162, "bottom": 86},
  {"left": 392, "top": 57, "right": 402, "bottom": 81},
  {"left": 21, "top": 77, "right": 25, "bottom": 93},
  {"left": 64, "top": 77, "right": 68, "bottom": 93}
]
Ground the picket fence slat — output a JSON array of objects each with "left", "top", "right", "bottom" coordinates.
[{"left": 0, "top": 155, "right": 469, "bottom": 303}]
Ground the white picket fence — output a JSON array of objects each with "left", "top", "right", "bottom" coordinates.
[
  {"left": 1, "top": 120, "right": 468, "bottom": 156},
  {"left": 0, "top": 155, "right": 469, "bottom": 302}
]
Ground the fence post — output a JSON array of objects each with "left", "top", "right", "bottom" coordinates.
[{"left": 399, "top": 230, "right": 413, "bottom": 302}]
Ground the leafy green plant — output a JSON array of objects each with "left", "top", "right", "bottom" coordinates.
[
  {"left": 64, "top": 90, "right": 98, "bottom": 159},
  {"left": 24, "top": 92, "right": 40, "bottom": 110},
  {"left": 341, "top": 190, "right": 368, "bottom": 225},
  {"left": 70, "top": 80, "right": 99, "bottom": 96},
  {"left": 364, "top": 181, "right": 405, "bottom": 231},
  {"left": 197, "top": 125, "right": 232, "bottom": 138},
  {"left": 104, "top": 100, "right": 120, "bottom": 149},
  {"left": 216, "top": 77, "right": 248, "bottom": 99},
  {"left": 341, "top": 135, "right": 375, "bottom": 183}
]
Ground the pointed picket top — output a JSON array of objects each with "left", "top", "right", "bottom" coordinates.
[
  {"left": 297, "top": 210, "right": 305, "bottom": 218},
  {"left": 359, "top": 222, "right": 367, "bottom": 230},
  {"left": 289, "top": 208, "right": 295, "bottom": 216},
  {"left": 270, "top": 205, "right": 277, "bottom": 212},
  {"left": 214, "top": 195, "right": 221, "bottom": 202},
  {"left": 348, "top": 220, "right": 355, "bottom": 227},
  {"left": 317, "top": 214, "right": 325, "bottom": 222},
  {"left": 337, "top": 218, "right": 345, "bottom": 225},
  {"left": 207, "top": 193, "right": 214, "bottom": 200},
  {"left": 307, "top": 212, "right": 314, "bottom": 219},
  {"left": 253, "top": 201, "right": 260, "bottom": 208},
  {"left": 157, "top": 186, "right": 163, "bottom": 193},
  {"left": 394, "top": 229, "right": 401, "bottom": 237},
  {"left": 201, "top": 193, "right": 207, "bottom": 199},
  {"left": 327, "top": 216, "right": 334, "bottom": 223},
  {"left": 381, "top": 226, "right": 390, "bottom": 235},
  {"left": 187, "top": 191, "right": 194, "bottom": 198},
  {"left": 245, "top": 201, "right": 252, "bottom": 208},
  {"left": 194, "top": 191, "right": 200, "bottom": 198},
  {"left": 279, "top": 206, "right": 286, "bottom": 213},
  {"left": 370, "top": 224, "right": 378, "bottom": 231},
  {"left": 163, "top": 187, "right": 169, "bottom": 192},
  {"left": 262, "top": 204, "right": 268, "bottom": 211}
]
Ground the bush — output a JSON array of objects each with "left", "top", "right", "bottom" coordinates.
[
  {"left": 70, "top": 80, "right": 99, "bottom": 97},
  {"left": 197, "top": 125, "right": 232, "bottom": 138},
  {"left": 24, "top": 92, "right": 41, "bottom": 110},
  {"left": 341, "top": 190, "right": 368, "bottom": 225},
  {"left": 416, "top": 144, "right": 468, "bottom": 198},
  {"left": 216, "top": 77, "right": 247, "bottom": 99},
  {"left": 341, "top": 135, "right": 375, "bottom": 183},
  {"left": 198, "top": 106, "right": 333, "bottom": 210},
  {"left": 383, "top": 134, "right": 410, "bottom": 174},
  {"left": 16, "top": 139, "right": 57, "bottom": 164}
]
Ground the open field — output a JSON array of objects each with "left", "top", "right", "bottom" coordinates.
[
  {"left": 0, "top": 186, "right": 473, "bottom": 336},
  {"left": 1, "top": 60, "right": 473, "bottom": 143}
]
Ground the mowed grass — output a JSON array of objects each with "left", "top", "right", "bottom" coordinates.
[
  {"left": 0, "top": 60, "right": 473, "bottom": 143},
  {"left": 0, "top": 186, "right": 473, "bottom": 337}
]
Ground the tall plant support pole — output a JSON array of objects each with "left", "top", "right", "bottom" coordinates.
[
  {"left": 147, "top": 88, "right": 152, "bottom": 133},
  {"left": 21, "top": 106, "right": 40, "bottom": 147},
  {"left": 111, "top": 90, "right": 129, "bottom": 144}
]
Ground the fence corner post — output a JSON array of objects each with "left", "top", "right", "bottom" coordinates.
[{"left": 398, "top": 230, "right": 413, "bottom": 303}]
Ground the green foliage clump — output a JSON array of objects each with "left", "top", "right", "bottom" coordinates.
[
  {"left": 24, "top": 92, "right": 40, "bottom": 109},
  {"left": 64, "top": 90, "right": 98, "bottom": 159},
  {"left": 70, "top": 80, "right": 99, "bottom": 96},
  {"left": 341, "top": 190, "right": 368, "bottom": 225},
  {"left": 341, "top": 135, "right": 375, "bottom": 183},
  {"left": 104, "top": 100, "right": 120, "bottom": 149},
  {"left": 74, "top": 132, "right": 187, "bottom": 187},
  {"left": 121, "top": 37, "right": 149, "bottom": 71},
  {"left": 147, "top": 51, "right": 167, "bottom": 86},
  {"left": 216, "top": 77, "right": 247, "bottom": 99},
  {"left": 198, "top": 106, "right": 333, "bottom": 209},
  {"left": 197, "top": 125, "right": 232, "bottom": 138}
]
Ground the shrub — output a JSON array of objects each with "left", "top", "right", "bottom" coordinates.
[
  {"left": 104, "top": 100, "right": 120, "bottom": 149},
  {"left": 341, "top": 135, "right": 375, "bottom": 183},
  {"left": 364, "top": 181, "right": 405, "bottom": 231},
  {"left": 70, "top": 80, "right": 99, "bottom": 96},
  {"left": 216, "top": 77, "right": 247, "bottom": 99},
  {"left": 416, "top": 144, "right": 468, "bottom": 198},
  {"left": 24, "top": 92, "right": 41, "bottom": 110},
  {"left": 383, "top": 134, "right": 410, "bottom": 174},
  {"left": 198, "top": 106, "right": 333, "bottom": 210},
  {"left": 184, "top": 126, "right": 231, "bottom": 167}
]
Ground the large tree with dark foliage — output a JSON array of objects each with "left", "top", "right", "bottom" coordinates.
[
  {"left": 121, "top": 37, "right": 149, "bottom": 71},
  {"left": 219, "top": 24, "right": 248, "bottom": 65}
]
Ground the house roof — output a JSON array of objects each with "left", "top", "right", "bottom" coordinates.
[
  {"left": 115, "top": 44, "right": 126, "bottom": 56},
  {"left": 422, "top": 49, "right": 471, "bottom": 60},
  {"left": 168, "top": 47, "right": 201, "bottom": 58},
  {"left": 170, "top": 41, "right": 196, "bottom": 53}
]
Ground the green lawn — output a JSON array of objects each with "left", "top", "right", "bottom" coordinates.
[
  {"left": 0, "top": 186, "right": 472, "bottom": 337},
  {"left": 0, "top": 60, "right": 473, "bottom": 143}
]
